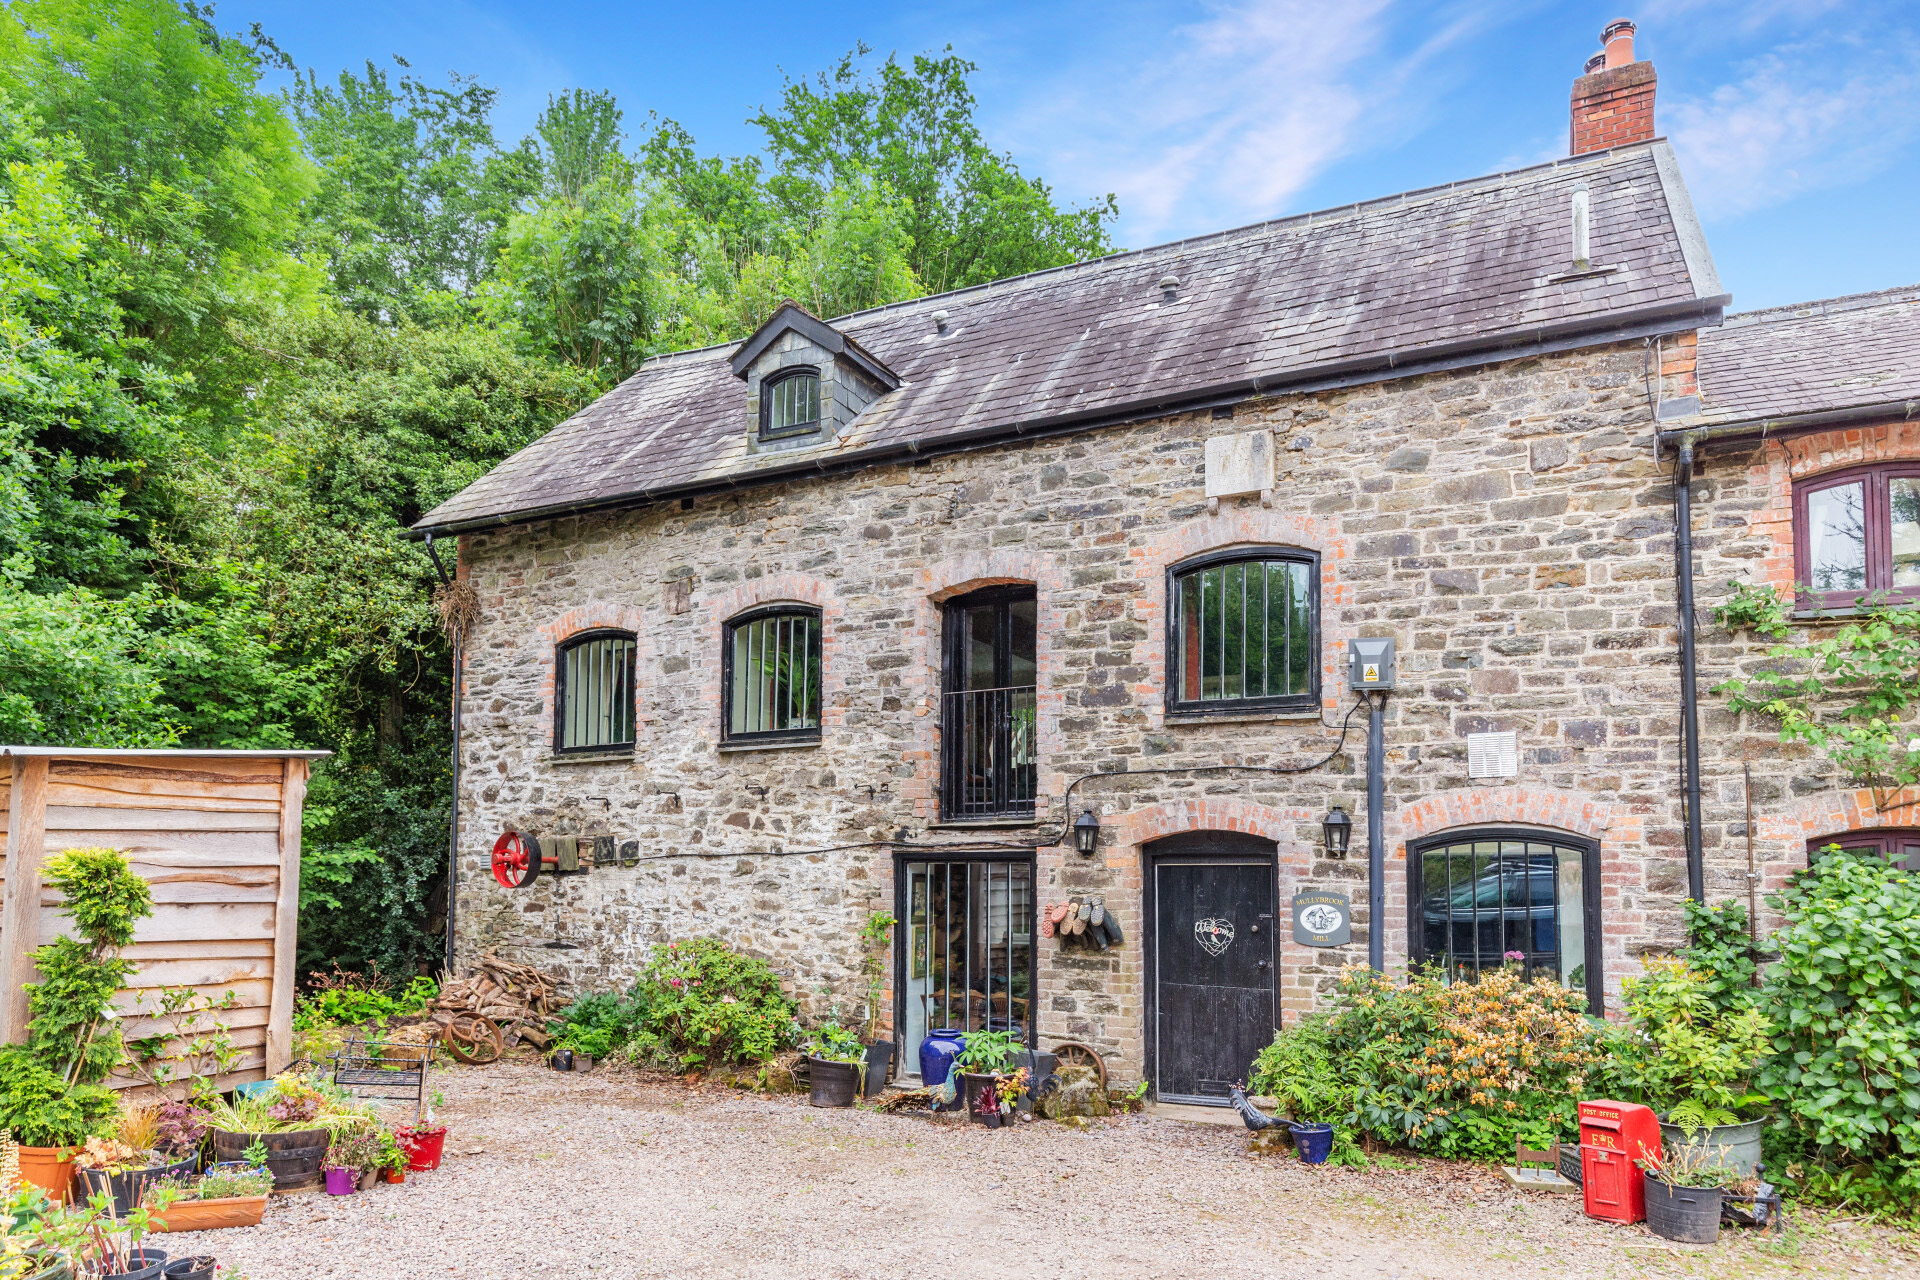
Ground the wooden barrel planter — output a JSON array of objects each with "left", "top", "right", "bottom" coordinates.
[{"left": 210, "top": 1129, "right": 329, "bottom": 1192}]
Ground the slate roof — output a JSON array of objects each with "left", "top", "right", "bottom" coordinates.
[
  {"left": 416, "top": 140, "right": 1726, "bottom": 536},
  {"left": 1693, "top": 284, "right": 1920, "bottom": 426}
]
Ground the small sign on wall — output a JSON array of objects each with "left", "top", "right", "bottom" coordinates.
[{"left": 1292, "top": 890, "right": 1351, "bottom": 947}]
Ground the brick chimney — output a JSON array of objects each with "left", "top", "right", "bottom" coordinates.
[{"left": 1570, "top": 19, "right": 1656, "bottom": 155}]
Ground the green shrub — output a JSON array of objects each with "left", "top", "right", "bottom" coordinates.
[
  {"left": 950, "top": 1028, "right": 1019, "bottom": 1074},
  {"left": 1757, "top": 850, "right": 1920, "bottom": 1215},
  {"left": 23, "top": 847, "right": 152, "bottom": 1085},
  {"left": 293, "top": 971, "right": 438, "bottom": 1032},
  {"left": 0, "top": 1046, "right": 119, "bottom": 1146},
  {"left": 1324, "top": 964, "right": 1602, "bottom": 1162},
  {"left": 1249, "top": 1018, "right": 1366, "bottom": 1164},
  {"left": 630, "top": 938, "right": 795, "bottom": 1069},
  {"left": 1598, "top": 955, "right": 1770, "bottom": 1131},
  {"left": 803, "top": 1023, "right": 866, "bottom": 1065}
]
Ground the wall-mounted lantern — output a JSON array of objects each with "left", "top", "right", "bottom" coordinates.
[
  {"left": 1322, "top": 804, "right": 1352, "bottom": 858},
  {"left": 1073, "top": 809, "right": 1101, "bottom": 857}
]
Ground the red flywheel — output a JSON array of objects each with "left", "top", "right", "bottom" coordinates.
[{"left": 491, "top": 830, "right": 541, "bottom": 889}]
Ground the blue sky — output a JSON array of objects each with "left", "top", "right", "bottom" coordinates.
[{"left": 224, "top": 0, "right": 1920, "bottom": 312}]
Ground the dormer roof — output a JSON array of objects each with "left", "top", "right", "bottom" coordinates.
[{"left": 729, "top": 300, "right": 901, "bottom": 390}]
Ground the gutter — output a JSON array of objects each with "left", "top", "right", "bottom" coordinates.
[
  {"left": 410, "top": 295, "right": 1728, "bottom": 541},
  {"left": 1658, "top": 397, "right": 1920, "bottom": 454}
]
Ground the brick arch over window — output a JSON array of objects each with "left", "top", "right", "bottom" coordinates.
[
  {"left": 1748, "top": 423, "right": 1920, "bottom": 592},
  {"left": 1392, "top": 786, "right": 1636, "bottom": 1010},
  {"left": 1756, "top": 786, "right": 1920, "bottom": 885},
  {"left": 1127, "top": 511, "right": 1352, "bottom": 720},
  {"left": 699, "top": 573, "right": 844, "bottom": 732},
  {"left": 904, "top": 553, "right": 1068, "bottom": 815},
  {"left": 536, "top": 606, "right": 647, "bottom": 736}
]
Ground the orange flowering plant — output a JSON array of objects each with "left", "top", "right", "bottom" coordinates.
[{"left": 1326, "top": 963, "right": 1604, "bottom": 1161}]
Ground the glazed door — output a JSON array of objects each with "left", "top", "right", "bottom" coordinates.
[{"left": 1150, "top": 850, "right": 1277, "bottom": 1104}]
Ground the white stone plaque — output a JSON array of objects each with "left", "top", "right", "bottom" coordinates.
[{"left": 1204, "top": 430, "right": 1274, "bottom": 499}]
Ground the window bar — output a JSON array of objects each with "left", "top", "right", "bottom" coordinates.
[
  {"left": 1236, "top": 561, "right": 1247, "bottom": 700},
  {"left": 1214, "top": 567, "right": 1225, "bottom": 701},
  {"left": 1283, "top": 564, "right": 1294, "bottom": 697}
]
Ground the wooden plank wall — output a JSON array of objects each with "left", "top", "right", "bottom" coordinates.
[{"left": 0, "top": 755, "right": 310, "bottom": 1091}]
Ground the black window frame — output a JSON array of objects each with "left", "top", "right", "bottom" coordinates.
[
  {"left": 551, "top": 628, "right": 638, "bottom": 755},
  {"left": 1407, "top": 827, "right": 1604, "bottom": 1015},
  {"left": 1164, "top": 546, "right": 1320, "bottom": 716},
  {"left": 721, "top": 604, "right": 824, "bottom": 746},
  {"left": 938, "top": 584, "right": 1039, "bottom": 822},
  {"left": 758, "top": 365, "right": 823, "bottom": 440}
]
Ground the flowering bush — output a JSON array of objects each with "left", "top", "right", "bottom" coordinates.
[
  {"left": 1325, "top": 963, "right": 1603, "bottom": 1161},
  {"left": 630, "top": 938, "right": 795, "bottom": 1069},
  {"left": 1595, "top": 956, "right": 1770, "bottom": 1130}
]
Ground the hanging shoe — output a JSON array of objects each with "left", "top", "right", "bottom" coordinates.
[
  {"left": 1089, "top": 897, "right": 1106, "bottom": 929},
  {"left": 1072, "top": 900, "right": 1092, "bottom": 936},
  {"left": 1101, "top": 910, "right": 1124, "bottom": 947},
  {"left": 1063, "top": 899, "right": 1083, "bottom": 936},
  {"left": 1040, "top": 903, "right": 1058, "bottom": 939}
]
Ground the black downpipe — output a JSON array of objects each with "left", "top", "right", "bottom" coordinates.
[
  {"left": 425, "top": 535, "right": 461, "bottom": 972},
  {"left": 1367, "top": 692, "right": 1387, "bottom": 970},
  {"left": 1673, "top": 441, "right": 1706, "bottom": 903}
]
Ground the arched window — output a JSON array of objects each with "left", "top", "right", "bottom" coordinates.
[
  {"left": 759, "top": 367, "right": 822, "bottom": 439},
  {"left": 724, "top": 606, "right": 823, "bottom": 744},
  {"left": 1408, "top": 828, "right": 1603, "bottom": 1014},
  {"left": 553, "top": 630, "right": 636, "bottom": 754},
  {"left": 1166, "top": 548, "right": 1317, "bottom": 714},
  {"left": 1808, "top": 828, "right": 1920, "bottom": 872},
  {"left": 1794, "top": 463, "right": 1920, "bottom": 608}
]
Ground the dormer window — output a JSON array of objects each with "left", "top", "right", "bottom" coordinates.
[{"left": 761, "top": 367, "right": 822, "bottom": 440}]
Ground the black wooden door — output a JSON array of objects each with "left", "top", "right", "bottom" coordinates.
[{"left": 1151, "top": 853, "right": 1277, "bottom": 1104}]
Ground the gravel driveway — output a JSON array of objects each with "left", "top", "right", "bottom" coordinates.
[{"left": 163, "top": 1060, "right": 1915, "bottom": 1280}]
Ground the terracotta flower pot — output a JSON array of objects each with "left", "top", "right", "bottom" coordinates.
[
  {"left": 16, "top": 1144, "right": 79, "bottom": 1203},
  {"left": 149, "top": 1194, "right": 269, "bottom": 1232}
]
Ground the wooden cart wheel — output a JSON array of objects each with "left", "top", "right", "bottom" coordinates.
[
  {"left": 1051, "top": 1041, "right": 1106, "bottom": 1089},
  {"left": 444, "top": 1013, "right": 503, "bottom": 1064}
]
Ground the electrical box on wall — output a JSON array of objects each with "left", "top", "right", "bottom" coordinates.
[{"left": 1347, "top": 637, "right": 1397, "bottom": 691}]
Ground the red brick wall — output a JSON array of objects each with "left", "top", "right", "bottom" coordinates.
[{"left": 1571, "top": 62, "right": 1656, "bottom": 155}]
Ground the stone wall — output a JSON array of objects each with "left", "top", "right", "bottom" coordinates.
[{"left": 451, "top": 334, "right": 1885, "bottom": 1085}]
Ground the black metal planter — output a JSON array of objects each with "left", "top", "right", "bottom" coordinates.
[
  {"left": 807, "top": 1057, "right": 860, "bottom": 1108},
  {"left": 1644, "top": 1175, "right": 1723, "bottom": 1244},
  {"left": 76, "top": 1155, "right": 197, "bottom": 1217},
  {"left": 861, "top": 1040, "right": 893, "bottom": 1097}
]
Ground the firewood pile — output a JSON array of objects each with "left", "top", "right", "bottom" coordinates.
[{"left": 426, "top": 954, "right": 567, "bottom": 1052}]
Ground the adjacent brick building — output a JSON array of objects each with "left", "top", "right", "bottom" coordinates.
[{"left": 413, "top": 24, "right": 1920, "bottom": 1101}]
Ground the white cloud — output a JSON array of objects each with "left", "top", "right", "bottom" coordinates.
[
  {"left": 1667, "top": 44, "right": 1920, "bottom": 219},
  {"left": 1002, "top": 0, "right": 1409, "bottom": 244}
]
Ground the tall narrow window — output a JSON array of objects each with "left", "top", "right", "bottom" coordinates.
[
  {"left": 898, "top": 856, "right": 1035, "bottom": 1070},
  {"left": 1409, "top": 830, "right": 1602, "bottom": 1014},
  {"left": 1167, "top": 549, "right": 1317, "bottom": 714},
  {"left": 1795, "top": 464, "right": 1920, "bottom": 608},
  {"left": 553, "top": 631, "right": 636, "bottom": 754},
  {"left": 941, "top": 586, "right": 1037, "bottom": 821},
  {"left": 724, "top": 606, "right": 823, "bottom": 743},
  {"left": 759, "top": 368, "right": 822, "bottom": 439}
]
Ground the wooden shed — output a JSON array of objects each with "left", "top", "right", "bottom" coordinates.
[{"left": 1, "top": 747, "right": 328, "bottom": 1089}]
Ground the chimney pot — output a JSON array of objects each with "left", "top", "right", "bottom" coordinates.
[
  {"left": 1602, "top": 18, "right": 1636, "bottom": 68},
  {"left": 1584, "top": 52, "right": 1606, "bottom": 74}
]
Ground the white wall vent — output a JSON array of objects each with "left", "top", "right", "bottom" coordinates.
[{"left": 1467, "top": 731, "right": 1519, "bottom": 780}]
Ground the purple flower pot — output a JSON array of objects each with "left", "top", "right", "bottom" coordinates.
[{"left": 323, "top": 1166, "right": 357, "bottom": 1196}]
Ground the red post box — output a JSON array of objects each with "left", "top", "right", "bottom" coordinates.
[{"left": 1578, "top": 1100, "right": 1661, "bottom": 1223}]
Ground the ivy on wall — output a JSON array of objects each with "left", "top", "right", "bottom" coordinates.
[{"left": 1713, "top": 582, "right": 1920, "bottom": 798}]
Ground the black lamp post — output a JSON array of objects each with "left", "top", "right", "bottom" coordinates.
[
  {"left": 1072, "top": 808, "right": 1101, "bottom": 857},
  {"left": 1322, "top": 804, "right": 1352, "bottom": 858}
]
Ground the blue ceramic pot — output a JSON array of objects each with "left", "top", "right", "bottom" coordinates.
[
  {"left": 918, "top": 1028, "right": 966, "bottom": 1089},
  {"left": 1292, "top": 1122, "right": 1334, "bottom": 1164}
]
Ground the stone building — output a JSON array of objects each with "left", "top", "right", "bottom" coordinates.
[{"left": 412, "top": 24, "right": 1920, "bottom": 1103}]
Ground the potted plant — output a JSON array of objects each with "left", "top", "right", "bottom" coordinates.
[
  {"left": 951, "top": 1029, "right": 1021, "bottom": 1125},
  {"left": 395, "top": 1089, "right": 448, "bottom": 1172},
  {"left": 804, "top": 1024, "right": 865, "bottom": 1108},
  {"left": 203, "top": 1074, "right": 357, "bottom": 1191},
  {"left": 322, "top": 1127, "right": 380, "bottom": 1195},
  {"left": 1604, "top": 957, "right": 1771, "bottom": 1175},
  {"left": 986, "top": 1067, "right": 1028, "bottom": 1129},
  {"left": 0, "top": 849, "right": 154, "bottom": 1203},
  {"left": 1249, "top": 1020, "right": 1357, "bottom": 1165},
  {"left": 145, "top": 1163, "right": 273, "bottom": 1233},
  {"left": 1637, "top": 1144, "right": 1736, "bottom": 1244},
  {"left": 857, "top": 912, "right": 897, "bottom": 1096},
  {"left": 375, "top": 1128, "right": 409, "bottom": 1183}
]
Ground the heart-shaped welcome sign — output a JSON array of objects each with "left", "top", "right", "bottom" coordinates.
[{"left": 1193, "top": 917, "right": 1235, "bottom": 957}]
